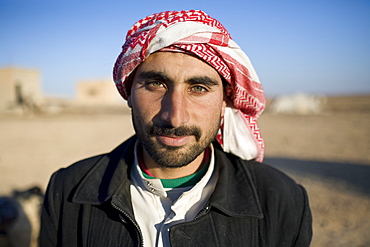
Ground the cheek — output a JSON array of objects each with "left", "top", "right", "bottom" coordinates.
[
  {"left": 194, "top": 98, "right": 224, "bottom": 125},
  {"left": 131, "top": 92, "right": 161, "bottom": 121},
  {"left": 205, "top": 94, "right": 226, "bottom": 116}
]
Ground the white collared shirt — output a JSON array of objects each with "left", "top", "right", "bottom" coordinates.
[{"left": 130, "top": 142, "right": 218, "bottom": 247}]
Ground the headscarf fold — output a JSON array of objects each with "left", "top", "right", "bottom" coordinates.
[{"left": 113, "top": 10, "right": 266, "bottom": 162}]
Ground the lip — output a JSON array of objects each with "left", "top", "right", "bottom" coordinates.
[{"left": 156, "top": 135, "right": 192, "bottom": 147}]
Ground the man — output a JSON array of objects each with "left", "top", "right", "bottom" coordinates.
[{"left": 40, "top": 10, "right": 312, "bottom": 246}]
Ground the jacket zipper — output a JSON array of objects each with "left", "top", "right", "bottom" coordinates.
[
  {"left": 168, "top": 205, "right": 212, "bottom": 239},
  {"left": 111, "top": 203, "right": 211, "bottom": 246},
  {"left": 111, "top": 201, "right": 144, "bottom": 247},
  {"left": 194, "top": 206, "right": 211, "bottom": 220}
]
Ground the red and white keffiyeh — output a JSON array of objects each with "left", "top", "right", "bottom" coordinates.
[{"left": 113, "top": 10, "right": 266, "bottom": 162}]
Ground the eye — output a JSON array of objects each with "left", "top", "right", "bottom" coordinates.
[
  {"left": 146, "top": 81, "right": 165, "bottom": 89},
  {"left": 190, "top": 85, "right": 208, "bottom": 93}
]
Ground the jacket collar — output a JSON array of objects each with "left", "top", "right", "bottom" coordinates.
[
  {"left": 72, "top": 136, "right": 263, "bottom": 219},
  {"left": 209, "top": 144, "right": 263, "bottom": 219},
  {"left": 71, "top": 136, "right": 137, "bottom": 210}
]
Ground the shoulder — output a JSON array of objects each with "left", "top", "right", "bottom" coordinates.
[
  {"left": 50, "top": 154, "right": 105, "bottom": 189},
  {"left": 242, "top": 159, "right": 310, "bottom": 224},
  {"left": 217, "top": 142, "right": 305, "bottom": 198},
  {"left": 216, "top": 145, "right": 308, "bottom": 208},
  {"left": 213, "top": 146, "right": 312, "bottom": 244},
  {"left": 248, "top": 160, "right": 304, "bottom": 194},
  {"left": 214, "top": 144, "right": 303, "bottom": 195},
  {"left": 48, "top": 136, "right": 137, "bottom": 194},
  {"left": 242, "top": 158, "right": 308, "bottom": 204},
  {"left": 246, "top": 160, "right": 312, "bottom": 244}
]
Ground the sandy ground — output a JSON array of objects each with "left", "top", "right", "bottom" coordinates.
[{"left": 1, "top": 95, "right": 369, "bottom": 246}]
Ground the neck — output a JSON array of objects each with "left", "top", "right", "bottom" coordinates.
[{"left": 139, "top": 145, "right": 208, "bottom": 179}]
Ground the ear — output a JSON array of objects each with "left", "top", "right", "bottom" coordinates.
[
  {"left": 221, "top": 98, "right": 227, "bottom": 117},
  {"left": 127, "top": 95, "right": 132, "bottom": 108}
]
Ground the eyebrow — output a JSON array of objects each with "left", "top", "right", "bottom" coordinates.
[
  {"left": 136, "top": 71, "right": 170, "bottom": 82},
  {"left": 137, "top": 70, "right": 221, "bottom": 87},
  {"left": 187, "top": 76, "right": 221, "bottom": 87}
]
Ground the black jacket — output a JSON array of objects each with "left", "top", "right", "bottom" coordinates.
[{"left": 40, "top": 136, "right": 312, "bottom": 246}]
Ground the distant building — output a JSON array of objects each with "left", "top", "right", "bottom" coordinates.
[
  {"left": 268, "top": 92, "right": 326, "bottom": 115},
  {"left": 76, "top": 79, "right": 124, "bottom": 106},
  {"left": 0, "top": 67, "right": 43, "bottom": 113}
]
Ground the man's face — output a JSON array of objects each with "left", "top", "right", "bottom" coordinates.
[{"left": 128, "top": 52, "right": 226, "bottom": 168}]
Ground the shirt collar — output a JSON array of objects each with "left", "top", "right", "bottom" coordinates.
[{"left": 130, "top": 140, "right": 216, "bottom": 199}]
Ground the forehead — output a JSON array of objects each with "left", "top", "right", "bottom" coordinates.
[{"left": 135, "top": 52, "right": 222, "bottom": 83}]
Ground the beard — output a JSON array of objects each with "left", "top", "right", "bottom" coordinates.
[{"left": 132, "top": 111, "right": 221, "bottom": 168}]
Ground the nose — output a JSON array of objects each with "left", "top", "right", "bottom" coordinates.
[{"left": 160, "top": 90, "right": 190, "bottom": 127}]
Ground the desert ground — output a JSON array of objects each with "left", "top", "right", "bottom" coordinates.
[{"left": 1, "top": 95, "right": 369, "bottom": 246}]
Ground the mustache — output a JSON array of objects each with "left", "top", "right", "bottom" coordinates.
[{"left": 148, "top": 124, "right": 202, "bottom": 141}]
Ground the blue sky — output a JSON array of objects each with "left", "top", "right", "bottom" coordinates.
[{"left": 1, "top": 0, "right": 369, "bottom": 97}]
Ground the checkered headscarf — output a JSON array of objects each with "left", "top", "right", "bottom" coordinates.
[{"left": 113, "top": 10, "right": 266, "bottom": 161}]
